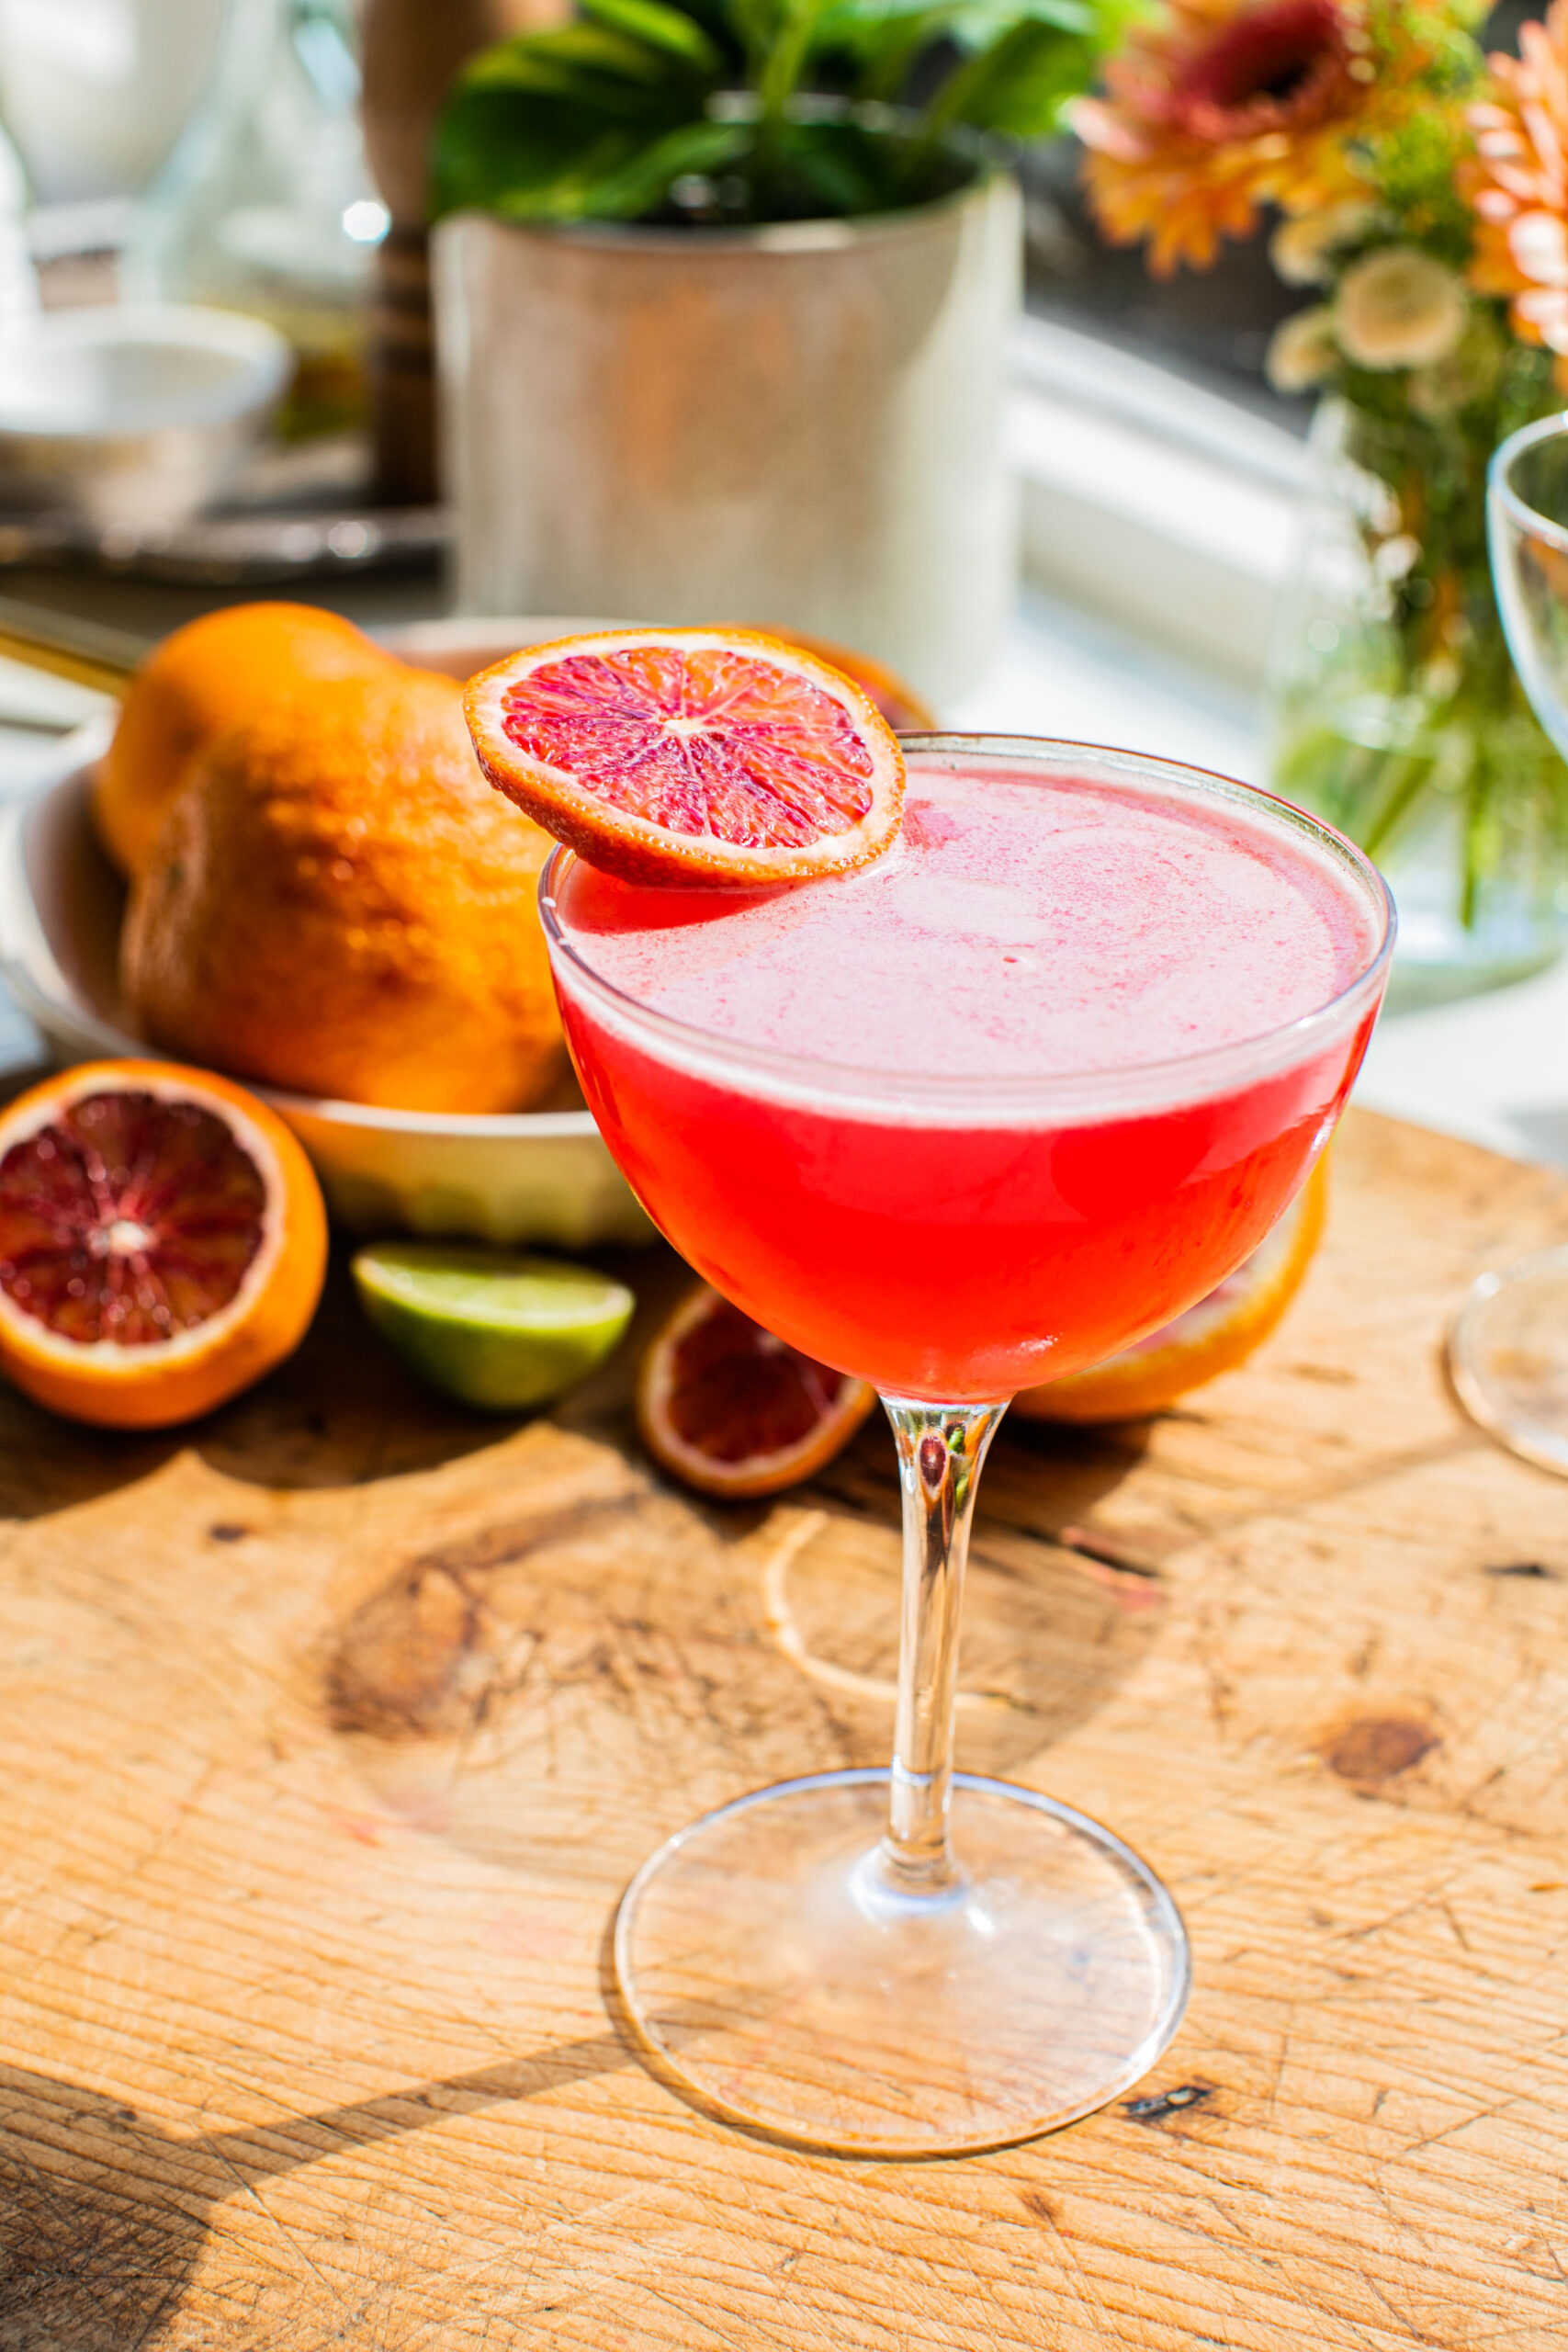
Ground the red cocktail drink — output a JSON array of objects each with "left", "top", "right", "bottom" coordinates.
[
  {"left": 546, "top": 744, "right": 1387, "bottom": 1402},
  {"left": 539, "top": 734, "right": 1393, "bottom": 2161}
]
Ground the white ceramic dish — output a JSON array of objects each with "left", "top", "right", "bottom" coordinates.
[
  {"left": 0, "top": 304, "right": 292, "bottom": 533},
  {"left": 0, "top": 618, "right": 655, "bottom": 1248}
]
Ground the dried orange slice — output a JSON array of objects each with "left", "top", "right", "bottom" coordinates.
[
  {"left": 465, "top": 627, "right": 905, "bottom": 885},
  {"left": 0, "top": 1060, "right": 327, "bottom": 1429},
  {"left": 1013, "top": 1159, "right": 1329, "bottom": 1425},
  {"left": 638, "top": 1282, "right": 877, "bottom": 1498}
]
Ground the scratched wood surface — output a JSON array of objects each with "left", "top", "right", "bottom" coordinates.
[{"left": 2, "top": 1104, "right": 1567, "bottom": 2351}]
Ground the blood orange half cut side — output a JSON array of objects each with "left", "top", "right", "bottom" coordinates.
[
  {"left": 638, "top": 1282, "right": 878, "bottom": 1498},
  {"left": 0, "top": 1059, "right": 327, "bottom": 1429},
  {"left": 465, "top": 628, "right": 906, "bottom": 885}
]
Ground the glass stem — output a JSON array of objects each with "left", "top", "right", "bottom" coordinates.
[{"left": 877, "top": 1397, "right": 1008, "bottom": 1895}]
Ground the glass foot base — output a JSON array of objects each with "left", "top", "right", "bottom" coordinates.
[
  {"left": 1450, "top": 1246, "right": 1568, "bottom": 1479},
  {"left": 614, "top": 1768, "right": 1190, "bottom": 2157}
]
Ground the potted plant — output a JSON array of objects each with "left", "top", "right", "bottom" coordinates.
[
  {"left": 1076, "top": 0, "right": 1568, "bottom": 1003},
  {"left": 426, "top": 0, "right": 1127, "bottom": 699}
]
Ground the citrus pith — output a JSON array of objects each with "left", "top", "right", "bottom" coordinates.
[
  {"left": 637, "top": 1281, "right": 877, "bottom": 1498},
  {"left": 0, "top": 1060, "right": 327, "bottom": 1428},
  {"left": 464, "top": 627, "right": 906, "bottom": 886},
  {"left": 1012, "top": 1159, "right": 1330, "bottom": 1424}
]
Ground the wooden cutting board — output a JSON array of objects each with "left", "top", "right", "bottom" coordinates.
[{"left": 2, "top": 1105, "right": 1566, "bottom": 2352}]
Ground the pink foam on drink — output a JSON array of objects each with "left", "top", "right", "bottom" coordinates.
[{"left": 556, "top": 765, "right": 1381, "bottom": 1080}]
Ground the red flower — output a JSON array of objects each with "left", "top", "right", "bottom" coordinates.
[{"left": 1077, "top": 0, "right": 1432, "bottom": 276}]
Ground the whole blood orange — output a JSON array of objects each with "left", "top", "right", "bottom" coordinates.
[
  {"left": 1012, "top": 1160, "right": 1329, "bottom": 1424},
  {"left": 0, "top": 1060, "right": 327, "bottom": 1429},
  {"left": 638, "top": 1281, "right": 877, "bottom": 1498},
  {"left": 465, "top": 627, "right": 905, "bottom": 886},
  {"left": 120, "top": 667, "right": 566, "bottom": 1114},
  {"left": 94, "top": 601, "right": 395, "bottom": 878}
]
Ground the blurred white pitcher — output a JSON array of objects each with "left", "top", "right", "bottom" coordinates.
[{"left": 0, "top": 0, "right": 223, "bottom": 205}]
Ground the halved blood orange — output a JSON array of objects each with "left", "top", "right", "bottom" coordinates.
[
  {"left": 0, "top": 1060, "right": 327, "bottom": 1429},
  {"left": 1013, "top": 1160, "right": 1329, "bottom": 1425},
  {"left": 464, "top": 627, "right": 906, "bottom": 885},
  {"left": 637, "top": 1282, "right": 878, "bottom": 1498}
]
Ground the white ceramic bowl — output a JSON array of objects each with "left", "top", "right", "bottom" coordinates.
[
  {"left": 0, "top": 303, "right": 292, "bottom": 533},
  {"left": 0, "top": 618, "right": 655, "bottom": 1248}
]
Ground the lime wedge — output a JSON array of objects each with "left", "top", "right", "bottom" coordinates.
[{"left": 351, "top": 1242, "right": 635, "bottom": 1411}]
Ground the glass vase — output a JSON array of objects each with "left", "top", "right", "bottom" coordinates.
[
  {"left": 122, "top": 0, "right": 381, "bottom": 446},
  {"left": 1267, "top": 390, "right": 1568, "bottom": 1009}
]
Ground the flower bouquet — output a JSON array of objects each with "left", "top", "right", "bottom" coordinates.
[{"left": 1077, "top": 0, "right": 1568, "bottom": 1000}]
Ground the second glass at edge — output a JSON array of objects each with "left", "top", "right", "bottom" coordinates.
[
  {"left": 1449, "top": 415, "right": 1568, "bottom": 1478},
  {"left": 541, "top": 735, "right": 1394, "bottom": 2158}
]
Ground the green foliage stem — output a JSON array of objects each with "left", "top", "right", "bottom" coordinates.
[{"left": 1271, "top": 342, "right": 1568, "bottom": 955}]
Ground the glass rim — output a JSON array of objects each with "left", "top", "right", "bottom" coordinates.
[
  {"left": 537, "top": 734, "right": 1396, "bottom": 1117},
  {"left": 1489, "top": 410, "right": 1568, "bottom": 554}
]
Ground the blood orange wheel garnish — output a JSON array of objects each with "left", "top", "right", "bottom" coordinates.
[
  {"left": 0, "top": 1060, "right": 327, "bottom": 1429},
  {"left": 637, "top": 1281, "right": 878, "bottom": 1498},
  {"left": 464, "top": 627, "right": 906, "bottom": 885}
]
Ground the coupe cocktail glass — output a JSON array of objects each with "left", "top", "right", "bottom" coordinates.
[
  {"left": 541, "top": 736, "right": 1393, "bottom": 2156},
  {"left": 1450, "top": 416, "right": 1568, "bottom": 1477}
]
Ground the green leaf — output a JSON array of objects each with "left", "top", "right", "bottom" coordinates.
[
  {"left": 765, "top": 119, "right": 908, "bottom": 210},
  {"left": 560, "top": 119, "right": 752, "bottom": 215},
  {"left": 434, "top": 101, "right": 609, "bottom": 217},
  {"left": 579, "top": 0, "right": 728, "bottom": 74},
  {"left": 817, "top": 0, "right": 1093, "bottom": 38},
  {"left": 432, "top": 5, "right": 733, "bottom": 220},
  {"left": 434, "top": 92, "right": 750, "bottom": 223},
  {"left": 930, "top": 13, "right": 1104, "bottom": 134},
  {"left": 433, "top": 81, "right": 684, "bottom": 216},
  {"left": 848, "top": 14, "right": 946, "bottom": 101},
  {"left": 748, "top": 119, "right": 968, "bottom": 214},
  {"left": 951, "top": 0, "right": 1100, "bottom": 40},
  {"left": 671, "top": 0, "right": 754, "bottom": 51},
  {"left": 457, "top": 22, "right": 688, "bottom": 92},
  {"left": 757, "top": 0, "right": 836, "bottom": 116},
  {"left": 813, "top": 0, "right": 946, "bottom": 28}
]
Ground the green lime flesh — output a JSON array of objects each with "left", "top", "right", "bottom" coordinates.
[{"left": 351, "top": 1242, "right": 635, "bottom": 1411}]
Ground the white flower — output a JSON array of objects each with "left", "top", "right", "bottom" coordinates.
[
  {"left": 1509, "top": 209, "right": 1568, "bottom": 290},
  {"left": 1269, "top": 201, "right": 1376, "bottom": 288},
  {"left": 1335, "top": 247, "right": 1467, "bottom": 371},
  {"left": 1266, "top": 304, "right": 1339, "bottom": 393},
  {"left": 1506, "top": 211, "right": 1568, "bottom": 349}
]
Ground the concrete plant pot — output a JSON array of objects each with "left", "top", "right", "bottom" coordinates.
[{"left": 433, "top": 171, "right": 1021, "bottom": 705}]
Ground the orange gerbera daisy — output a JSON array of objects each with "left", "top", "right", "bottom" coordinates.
[
  {"left": 1463, "top": 0, "right": 1568, "bottom": 351},
  {"left": 1074, "top": 0, "right": 1429, "bottom": 276}
]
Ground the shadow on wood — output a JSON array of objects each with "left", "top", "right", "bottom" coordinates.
[
  {"left": 0, "top": 1238, "right": 698, "bottom": 1524},
  {"left": 0, "top": 2038, "right": 635, "bottom": 2349}
]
